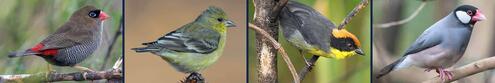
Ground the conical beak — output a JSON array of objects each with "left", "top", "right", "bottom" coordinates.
[
  {"left": 99, "top": 11, "right": 110, "bottom": 21},
  {"left": 225, "top": 20, "right": 236, "bottom": 28},
  {"left": 355, "top": 49, "right": 365, "bottom": 56},
  {"left": 473, "top": 9, "right": 486, "bottom": 21}
]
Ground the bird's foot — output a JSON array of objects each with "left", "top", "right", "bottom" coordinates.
[
  {"left": 182, "top": 72, "right": 205, "bottom": 83},
  {"left": 436, "top": 68, "right": 453, "bottom": 82},
  {"left": 73, "top": 65, "right": 94, "bottom": 72}
]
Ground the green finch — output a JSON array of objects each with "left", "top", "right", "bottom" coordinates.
[
  {"left": 279, "top": 1, "right": 364, "bottom": 60},
  {"left": 131, "top": 6, "right": 236, "bottom": 76}
]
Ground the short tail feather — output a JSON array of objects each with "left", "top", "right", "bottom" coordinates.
[
  {"left": 8, "top": 50, "right": 38, "bottom": 58},
  {"left": 376, "top": 57, "right": 405, "bottom": 79}
]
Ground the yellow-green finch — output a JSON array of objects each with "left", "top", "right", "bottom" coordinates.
[
  {"left": 279, "top": 1, "right": 364, "bottom": 60},
  {"left": 131, "top": 6, "right": 236, "bottom": 75}
]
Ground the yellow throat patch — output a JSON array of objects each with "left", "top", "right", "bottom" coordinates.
[{"left": 330, "top": 48, "right": 357, "bottom": 59}]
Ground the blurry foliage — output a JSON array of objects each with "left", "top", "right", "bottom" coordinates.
[
  {"left": 0, "top": 0, "right": 122, "bottom": 82},
  {"left": 248, "top": 0, "right": 370, "bottom": 83}
]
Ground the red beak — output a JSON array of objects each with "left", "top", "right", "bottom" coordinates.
[
  {"left": 472, "top": 9, "right": 486, "bottom": 21},
  {"left": 99, "top": 11, "right": 110, "bottom": 21}
]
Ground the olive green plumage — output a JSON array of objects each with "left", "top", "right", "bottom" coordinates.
[{"left": 132, "top": 6, "right": 236, "bottom": 73}]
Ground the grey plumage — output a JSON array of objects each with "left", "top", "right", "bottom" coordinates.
[
  {"left": 279, "top": 1, "right": 335, "bottom": 53},
  {"left": 377, "top": 5, "right": 484, "bottom": 79}
]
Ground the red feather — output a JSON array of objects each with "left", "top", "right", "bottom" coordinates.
[{"left": 30, "top": 43, "right": 57, "bottom": 56}]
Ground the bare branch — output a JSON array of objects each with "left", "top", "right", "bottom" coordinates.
[
  {"left": 337, "top": 0, "right": 369, "bottom": 29},
  {"left": 374, "top": 1, "right": 427, "bottom": 28},
  {"left": 423, "top": 57, "right": 495, "bottom": 83},
  {"left": 0, "top": 69, "right": 122, "bottom": 82}
]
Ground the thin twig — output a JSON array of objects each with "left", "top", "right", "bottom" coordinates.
[
  {"left": 298, "top": 56, "right": 319, "bottom": 81},
  {"left": 0, "top": 69, "right": 122, "bottom": 82},
  {"left": 112, "top": 56, "right": 123, "bottom": 69},
  {"left": 374, "top": 1, "right": 427, "bottom": 28},
  {"left": 337, "top": 0, "right": 370, "bottom": 30},
  {"left": 298, "top": 0, "right": 369, "bottom": 81},
  {"left": 423, "top": 57, "right": 495, "bottom": 83},
  {"left": 249, "top": 23, "right": 300, "bottom": 83}
]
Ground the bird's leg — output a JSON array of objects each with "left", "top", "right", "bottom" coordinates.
[
  {"left": 184, "top": 72, "right": 205, "bottom": 83},
  {"left": 72, "top": 65, "right": 94, "bottom": 72},
  {"left": 298, "top": 50, "right": 311, "bottom": 66}
]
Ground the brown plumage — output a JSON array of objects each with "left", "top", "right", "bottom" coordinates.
[{"left": 8, "top": 5, "right": 110, "bottom": 71}]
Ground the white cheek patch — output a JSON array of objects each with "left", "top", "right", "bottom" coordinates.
[{"left": 456, "top": 11, "right": 471, "bottom": 24}]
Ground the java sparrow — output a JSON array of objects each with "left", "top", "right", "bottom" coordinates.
[{"left": 376, "top": 5, "right": 486, "bottom": 81}]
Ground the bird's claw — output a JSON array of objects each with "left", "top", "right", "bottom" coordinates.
[
  {"left": 436, "top": 68, "right": 453, "bottom": 82},
  {"left": 182, "top": 72, "right": 205, "bottom": 83}
]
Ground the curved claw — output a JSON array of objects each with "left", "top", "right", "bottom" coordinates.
[{"left": 436, "top": 68, "right": 453, "bottom": 82}]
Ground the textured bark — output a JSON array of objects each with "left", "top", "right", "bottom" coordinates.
[
  {"left": 0, "top": 69, "right": 122, "bottom": 82},
  {"left": 253, "top": 0, "right": 288, "bottom": 83}
]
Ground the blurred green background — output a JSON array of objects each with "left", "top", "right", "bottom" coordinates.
[
  {"left": 0, "top": 0, "right": 122, "bottom": 82},
  {"left": 248, "top": 0, "right": 371, "bottom": 83},
  {"left": 373, "top": 0, "right": 495, "bottom": 83}
]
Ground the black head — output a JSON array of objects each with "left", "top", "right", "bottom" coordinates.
[
  {"left": 454, "top": 5, "right": 485, "bottom": 25},
  {"left": 330, "top": 29, "right": 364, "bottom": 55}
]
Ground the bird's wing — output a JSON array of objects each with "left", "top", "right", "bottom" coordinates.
[
  {"left": 145, "top": 24, "right": 221, "bottom": 54},
  {"left": 280, "top": 1, "right": 334, "bottom": 52},
  {"left": 403, "top": 28, "right": 442, "bottom": 56},
  {"left": 39, "top": 25, "right": 92, "bottom": 50}
]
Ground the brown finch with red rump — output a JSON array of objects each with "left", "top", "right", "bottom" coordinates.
[{"left": 8, "top": 5, "right": 110, "bottom": 72}]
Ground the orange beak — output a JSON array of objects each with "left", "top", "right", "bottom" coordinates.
[{"left": 99, "top": 11, "right": 110, "bottom": 21}]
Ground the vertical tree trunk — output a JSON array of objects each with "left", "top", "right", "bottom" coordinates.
[{"left": 253, "top": 0, "right": 288, "bottom": 83}]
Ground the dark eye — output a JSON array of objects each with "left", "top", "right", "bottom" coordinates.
[
  {"left": 217, "top": 18, "right": 224, "bottom": 22},
  {"left": 346, "top": 43, "right": 352, "bottom": 47},
  {"left": 88, "top": 10, "right": 100, "bottom": 18},
  {"left": 467, "top": 10, "right": 473, "bottom": 16}
]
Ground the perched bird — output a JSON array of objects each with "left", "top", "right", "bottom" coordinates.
[
  {"left": 279, "top": 1, "right": 364, "bottom": 61},
  {"left": 8, "top": 6, "right": 110, "bottom": 72},
  {"left": 131, "top": 6, "right": 236, "bottom": 75},
  {"left": 376, "top": 5, "right": 486, "bottom": 80}
]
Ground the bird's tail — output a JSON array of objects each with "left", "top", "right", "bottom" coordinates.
[
  {"left": 8, "top": 50, "right": 38, "bottom": 58},
  {"left": 131, "top": 47, "right": 157, "bottom": 53},
  {"left": 376, "top": 57, "right": 405, "bottom": 79}
]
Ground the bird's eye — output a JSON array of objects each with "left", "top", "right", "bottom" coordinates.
[
  {"left": 467, "top": 10, "right": 473, "bottom": 16},
  {"left": 88, "top": 10, "right": 100, "bottom": 18},
  {"left": 217, "top": 18, "right": 224, "bottom": 22},
  {"left": 346, "top": 43, "right": 352, "bottom": 47}
]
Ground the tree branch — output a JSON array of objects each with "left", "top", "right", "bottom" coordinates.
[
  {"left": 298, "top": 0, "right": 369, "bottom": 81},
  {"left": 374, "top": 1, "right": 427, "bottom": 28},
  {"left": 337, "top": 0, "right": 370, "bottom": 30},
  {"left": 423, "top": 57, "right": 495, "bottom": 83},
  {"left": 252, "top": 0, "right": 289, "bottom": 83},
  {"left": 0, "top": 69, "right": 122, "bottom": 82},
  {"left": 249, "top": 23, "right": 299, "bottom": 83}
]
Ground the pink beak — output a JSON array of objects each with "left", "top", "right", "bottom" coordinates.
[
  {"left": 472, "top": 9, "right": 486, "bottom": 21},
  {"left": 99, "top": 11, "right": 110, "bottom": 21}
]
